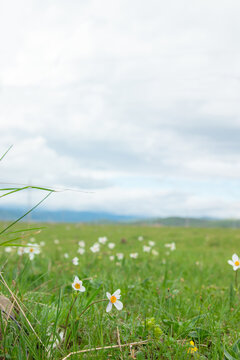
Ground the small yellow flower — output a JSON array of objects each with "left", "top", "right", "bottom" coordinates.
[{"left": 188, "top": 340, "right": 198, "bottom": 354}]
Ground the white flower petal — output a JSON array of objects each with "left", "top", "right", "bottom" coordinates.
[
  {"left": 113, "top": 289, "right": 121, "bottom": 299},
  {"left": 106, "top": 292, "right": 111, "bottom": 300},
  {"left": 232, "top": 254, "right": 239, "bottom": 262},
  {"left": 74, "top": 276, "right": 80, "bottom": 283},
  {"left": 79, "top": 286, "right": 86, "bottom": 292},
  {"left": 228, "top": 260, "right": 234, "bottom": 266},
  {"left": 106, "top": 302, "right": 112, "bottom": 312},
  {"left": 114, "top": 300, "right": 123, "bottom": 310}
]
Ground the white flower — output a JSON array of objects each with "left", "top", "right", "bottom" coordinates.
[
  {"left": 17, "top": 247, "right": 25, "bottom": 256},
  {"left": 72, "top": 276, "right": 86, "bottom": 292},
  {"left": 138, "top": 236, "right": 143, "bottom": 241},
  {"left": 109, "top": 255, "right": 115, "bottom": 261},
  {"left": 24, "top": 243, "right": 41, "bottom": 260},
  {"left": 130, "top": 253, "right": 138, "bottom": 259},
  {"left": 5, "top": 246, "right": 12, "bottom": 253},
  {"left": 72, "top": 257, "right": 79, "bottom": 265},
  {"left": 54, "top": 239, "right": 59, "bottom": 245},
  {"left": 78, "top": 241, "right": 85, "bottom": 247},
  {"left": 165, "top": 242, "right": 176, "bottom": 251},
  {"left": 30, "top": 237, "right": 35, "bottom": 242},
  {"left": 143, "top": 246, "right": 151, "bottom": 253},
  {"left": 116, "top": 253, "right": 124, "bottom": 260},
  {"left": 52, "top": 330, "right": 64, "bottom": 349},
  {"left": 108, "top": 242, "right": 115, "bottom": 249},
  {"left": 149, "top": 241, "right": 155, "bottom": 247},
  {"left": 47, "top": 329, "right": 64, "bottom": 351},
  {"left": 64, "top": 253, "right": 69, "bottom": 259},
  {"left": 228, "top": 254, "right": 240, "bottom": 271},
  {"left": 77, "top": 248, "right": 85, "bottom": 255},
  {"left": 106, "top": 289, "right": 123, "bottom": 312},
  {"left": 128, "top": 285, "right": 135, "bottom": 289},
  {"left": 98, "top": 236, "right": 107, "bottom": 244},
  {"left": 152, "top": 249, "right": 159, "bottom": 256},
  {"left": 90, "top": 243, "right": 100, "bottom": 253},
  {"left": 40, "top": 241, "right": 45, "bottom": 246}
]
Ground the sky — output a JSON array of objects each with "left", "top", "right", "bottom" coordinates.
[{"left": 0, "top": 0, "right": 240, "bottom": 218}]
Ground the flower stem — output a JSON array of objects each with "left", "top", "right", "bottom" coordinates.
[
  {"left": 79, "top": 299, "right": 108, "bottom": 318},
  {"left": 235, "top": 270, "right": 238, "bottom": 292},
  {"left": 64, "top": 294, "right": 78, "bottom": 339}
]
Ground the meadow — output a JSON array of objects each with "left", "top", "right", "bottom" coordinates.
[{"left": 0, "top": 223, "right": 240, "bottom": 359}]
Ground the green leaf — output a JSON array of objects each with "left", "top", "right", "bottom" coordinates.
[
  {"left": 232, "top": 339, "right": 240, "bottom": 354},
  {"left": 0, "top": 145, "right": 13, "bottom": 161},
  {"left": 84, "top": 286, "right": 102, "bottom": 309},
  {"left": 224, "top": 349, "right": 238, "bottom": 360},
  {"left": 188, "top": 327, "right": 210, "bottom": 340}
]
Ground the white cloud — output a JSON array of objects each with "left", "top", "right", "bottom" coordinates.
[{"left": 0, "top": 0, "right": 240, "bottom": 217}]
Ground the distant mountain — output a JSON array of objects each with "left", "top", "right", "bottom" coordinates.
[
  {"left": 139, "top": 216, "right": 240, "bottom": 228},
  {"left": 0, "top": 208, "right": 239, "bottom": 227},
  {"left": 0, "top": 207, "right": 140, "bottom": 223}
]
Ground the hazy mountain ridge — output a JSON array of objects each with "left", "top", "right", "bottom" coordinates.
[{"left": 0, "top": 208, "right": 239, "bottom": 227}]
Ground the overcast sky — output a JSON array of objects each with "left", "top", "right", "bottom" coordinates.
[{"left": 0, "top": 0, "right": 240, "bottom": 218}]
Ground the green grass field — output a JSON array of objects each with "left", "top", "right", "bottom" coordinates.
[{"left": 1, "top": 223, "right": 240, "bottom": 359}]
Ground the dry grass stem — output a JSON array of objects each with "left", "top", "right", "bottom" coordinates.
[
  {"left": 117, "top": 326, "right": 123, "bottom": 360},
  {"left": 61, "top": 339, "right": 151, "bottom": 359},
  {"left": 0, "top": 273, "right": 46, "bottom": 349}
]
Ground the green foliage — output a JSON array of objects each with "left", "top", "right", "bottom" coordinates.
[{"left": 0, "top": 224, "right": 239, "bottom": 358}]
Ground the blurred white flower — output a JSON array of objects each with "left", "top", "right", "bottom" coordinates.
[
  {"left": 108, "top": 243, "right": 115, "bottom": 249},
  {"left": 116, "top": 253, "right": 124, "bottom": 260},
  {"left": 5, "top": 247, "right": 12, "bottom": 253},
  {"left": 98, "top": 236, "right": 107, "bottom": 244},
  {"left": 47, "top": 330, "right": 64, "bottom": 351},
  {"left": 143, "top": 246, "right": 151, "bottom": 253},
  {"left": 138, "top": 236, "right": 144, "bottom": 241},
  {"left": 109, "top": 255, "right": 115, "bottom": 261},
  {"left": 40, "top": 241, "right": 45, "bottom": 246},
  {"left": 64, "top": 253, "right": 69, "bottom": 259},
  {"left": 77, "top": 248, "right": 85, "bottom": 255},
  {"left": 152, "top": 249, "right": 159, "bottom": 256},
  {"left": 24, "top": 243, "right": 41, "bottom": 260},
  {"left": 52, "top": 330, "right": 64, "bottom": 349},
  {"left": 90, "top": 243, "right": 100, "bottom": 253},
  {"left": 130, "top": 253, "right": 138, "bottom": 259},
  {"left": 165, "top": 242, "right": 176, "bottom": 251},
  {"left": 149, "top": 241, "right": 155, "bottom": 247},
  {"left": 78, "top": 241, "right": 85, "bottom": 247},
  {"left": 106, "top": 289, "right": 123, "bottom": 312},
  {"left": 72, "top": 257, "right": 79, "bottom": 265},
  {"left": 72, "top": 276, "right": 86, "bottom": 292},
  {"left": 54, "top": 239, "right": 60, "bottom": 245},
  {"left": 17, "top": 247, "right": 25, "bottom": 256},
  {"left": 128, "top": 285, "right": 135, "bottom": 289},
  {"left": 30, "top": 237, "right": 35, "bottom": 242}
]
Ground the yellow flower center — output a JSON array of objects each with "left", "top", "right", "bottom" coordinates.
[
  {"left": 110, "top": 295, "right": 117, "bottom": 303},
  {"left": 74, "top": 283, "right": 81, "bottom": 290},
  {"left": 235, "top": 261, "right": 240, "bottom": 266},
  {"left": 30, "top": 248, "right": 34, "bottom": 252}
]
